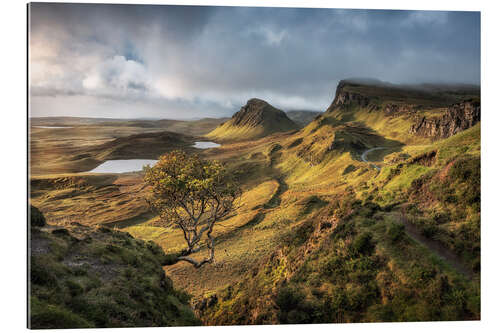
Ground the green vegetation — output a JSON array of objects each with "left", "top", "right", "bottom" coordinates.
[
  {"left": 144, "top": 150, "right": 241, "bottom": 268},
  {"left": 30, "top": 80, "right": 480, "bottom": 327},
  {"left": 30, "top": 205, "right": 46, "bottom": 227},
  {"left": 199, "top": 199, "right": 479, "bottom": 324},
  {"left": 29, "top": 219, "right": 200, "bottom": 328}
]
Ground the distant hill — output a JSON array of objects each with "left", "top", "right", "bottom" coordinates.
[
  {"left": 207, "top": 98, "right": 299, "bottom": 142},
  {"left": 31, "top": 117, "right": 229, "bottom": 136},
  {"left": 286, "top": 110, "right": 322, "bottom": 127},
  {"left": 269, "top": 79, "right": 480, "bottom": 168}
]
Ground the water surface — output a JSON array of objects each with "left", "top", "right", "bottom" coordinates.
[
  {"left": 194, "top": 141, "right": 220, "bottom": 149},
  {"left": 89, "top": 159, "right": 157, "bottom": 173}
]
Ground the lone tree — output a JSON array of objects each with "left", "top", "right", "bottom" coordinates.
[{"left": 144, "top": 150, "right": 240, "bottom": 268}]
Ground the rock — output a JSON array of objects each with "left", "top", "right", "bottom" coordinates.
[
  {"left": 409, "top": 100, "right": 480, "bottom": 139},
  {"left": 327, "top": 80, "right": 379, "bottom": 111},
  {"left": 231, "top": 98, "right": 296, "bottom": 129},
  {"left": 332, "top": 81, "right": 371, "bottom": 108},
  {"left": 208, "top": 98, "right": 299, "bottom": 141},
  {"left": 383, "top": 103, "right": 418, "bottom": 116}
]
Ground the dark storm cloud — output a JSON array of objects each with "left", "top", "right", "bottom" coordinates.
[{"left": 29, "top": 4, "right": 480, "bottom": 119}]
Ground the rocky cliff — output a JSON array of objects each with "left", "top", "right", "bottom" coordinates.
[
  {"left": 409, "top": 100, "right": 480, "bottom": 139},
  {"left": 329, "top": 80, "right": 372, "bottom": 109}
]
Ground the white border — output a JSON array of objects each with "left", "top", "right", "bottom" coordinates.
[{"left": 2, "top": 0, "right": 499, "bottom": 332}]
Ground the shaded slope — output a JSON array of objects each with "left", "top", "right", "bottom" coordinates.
[
  {"left": 30, "top": 218, "right": 201, "bottom": 328},
  {"left": 92, "top": 131, "right": 196, "bottom": 161},
  {"left": 286, "top": 110, "right": 322, "bottom": 127},
  {"left": 208, "top": 99, "right": 299, "bottom": 142}
]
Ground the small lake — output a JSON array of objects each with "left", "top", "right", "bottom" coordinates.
[
  {"left": 193, "top": 141, "right": 220, "bottom": 149},
  {"left": 33, "top": 126, "right": 74, "bottom": 129},
  {"left": 89, "top": 159, "right": 157, "bottom": 173}
]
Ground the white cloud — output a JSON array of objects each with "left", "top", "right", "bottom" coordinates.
[
  {"left": 28, "top": 5, "right": 479, "bottom": 119},
  {"left": 247, "top": 26, "right": 288, "bottom": 46},
  {"left": 82, "top": 55, "right": 151, "bottom": 96}
]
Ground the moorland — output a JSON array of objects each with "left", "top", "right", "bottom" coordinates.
[{"left": 29, "top": 79, "right": 480, "bottom": 327}]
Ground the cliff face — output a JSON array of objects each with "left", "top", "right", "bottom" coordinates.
[
  {"left": 409, "top": 100, "right": 480, "bottom": 139},
  {"left": 325, "top": 80, "right": 480, "bottom": 141},
  {"left": 329, "top": 80, "right": 371, "bottom": 109}
]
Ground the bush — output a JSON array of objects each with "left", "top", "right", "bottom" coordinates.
[
  {"left": 31, "top": 298, "right": 92, "bottom": 329},
  {"left": 343, "top": 164, "right": 357, "bottom": 175},
  {"left": 387, "top": 223, "right": 405, "bottom": 243},
  {"left": 30, "top": 205, "right": 46, "bottom": 227},
  {"left": 276, "top": 286, "right": 314, "bottom": 324},
  {"left": 283, "top": 220, "right": 314, "bottom": 248},
  {"left": 66, "top": 280, "right": 84, "bottom": 297},
  {"left": 421, "top": 224, "right": 439, "bottom": 239},
  {"left": 350, "top": 232, "right": 375, "bottom": 256},
  {"left": 276, "top": 286, "right": 305, "bottom": 313},
  {"left": 31, "top": 257, "right": 59, "bottom": 287}
]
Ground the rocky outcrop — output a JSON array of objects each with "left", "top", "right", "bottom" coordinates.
[
  {"left": 208, "top": 98, "right": 298, "bottom": 141},
  {"left": 231, "top": 98, "right": 296, "bottom": 128},
  {"left": 327, "top": 80, "right": 385, "bottom": 113},
  {"left": 330, "top": 81, "right": 371, "bottom": 109},
  {"left": 409, "top": 100, "right": 480, "bottom": 139},
  {"left": 333, "top": 90, "right": 371, "bottom": 108},
  {"left": 383, "top": 103, "right": 418, "bottom": 116}
]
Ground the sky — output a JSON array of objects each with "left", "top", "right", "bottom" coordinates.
[{"left": 29, "top": 3, "right": 480, "bottom": 119}]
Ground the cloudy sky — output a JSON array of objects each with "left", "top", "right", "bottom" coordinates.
[{"left": 29, "top": 3, "right": 480, "bottom": 119}]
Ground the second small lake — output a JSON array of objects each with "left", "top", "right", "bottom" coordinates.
[
  {"left": 89, "top": 159, "right": 157, "bottom": 173},
  {"left": 193, "top": 141, "right": 221, "bottom": 149}
]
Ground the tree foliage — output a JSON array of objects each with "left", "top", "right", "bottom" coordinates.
[{"left": 144, "top": 150, "right": 240, "bottom": 268}]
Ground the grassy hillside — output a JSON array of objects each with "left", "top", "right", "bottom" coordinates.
[
  {"left": 195, "top": 123, "right": 480, "bottom": 324},
  {"left": 29, "top": 80, "right": 480, "bottom": 326},
  {"left": 29, "top": 213, "right": 200, "bottom": 328}
]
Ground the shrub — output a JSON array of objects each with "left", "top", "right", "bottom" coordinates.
[
  {"left": 350, "top": 232, "right": 375, "bottom": 256},
  {"left": 387, "top": 223, "right": 405, "bottom": 243},
  {"left": 30, "top": 300, "right": 92, "bottom": 329},
  {"left": 343, "top": 164, "right": 357, "bottom": 175},
  {"left": 276, "top": 286, "right": 305, "bottom": 312},
  {"left": 66, "top": 280, "right": 84, "bottom": 297},
  {"left": 283, "top": 220, "right": 314, "bottom": 248},
  {"left": 30, "top": 205, "right": 46, "bottom": 227},
  {"left": 421, "top": 224, "right": 439, "bottom": 239}
]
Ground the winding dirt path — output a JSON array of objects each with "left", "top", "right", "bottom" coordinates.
[
  {"left": 360, "top": 147, "right": 474, "bottom": 279},
  {"left": 398, "top": 209, "right": 474, "bottom": 279}
]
